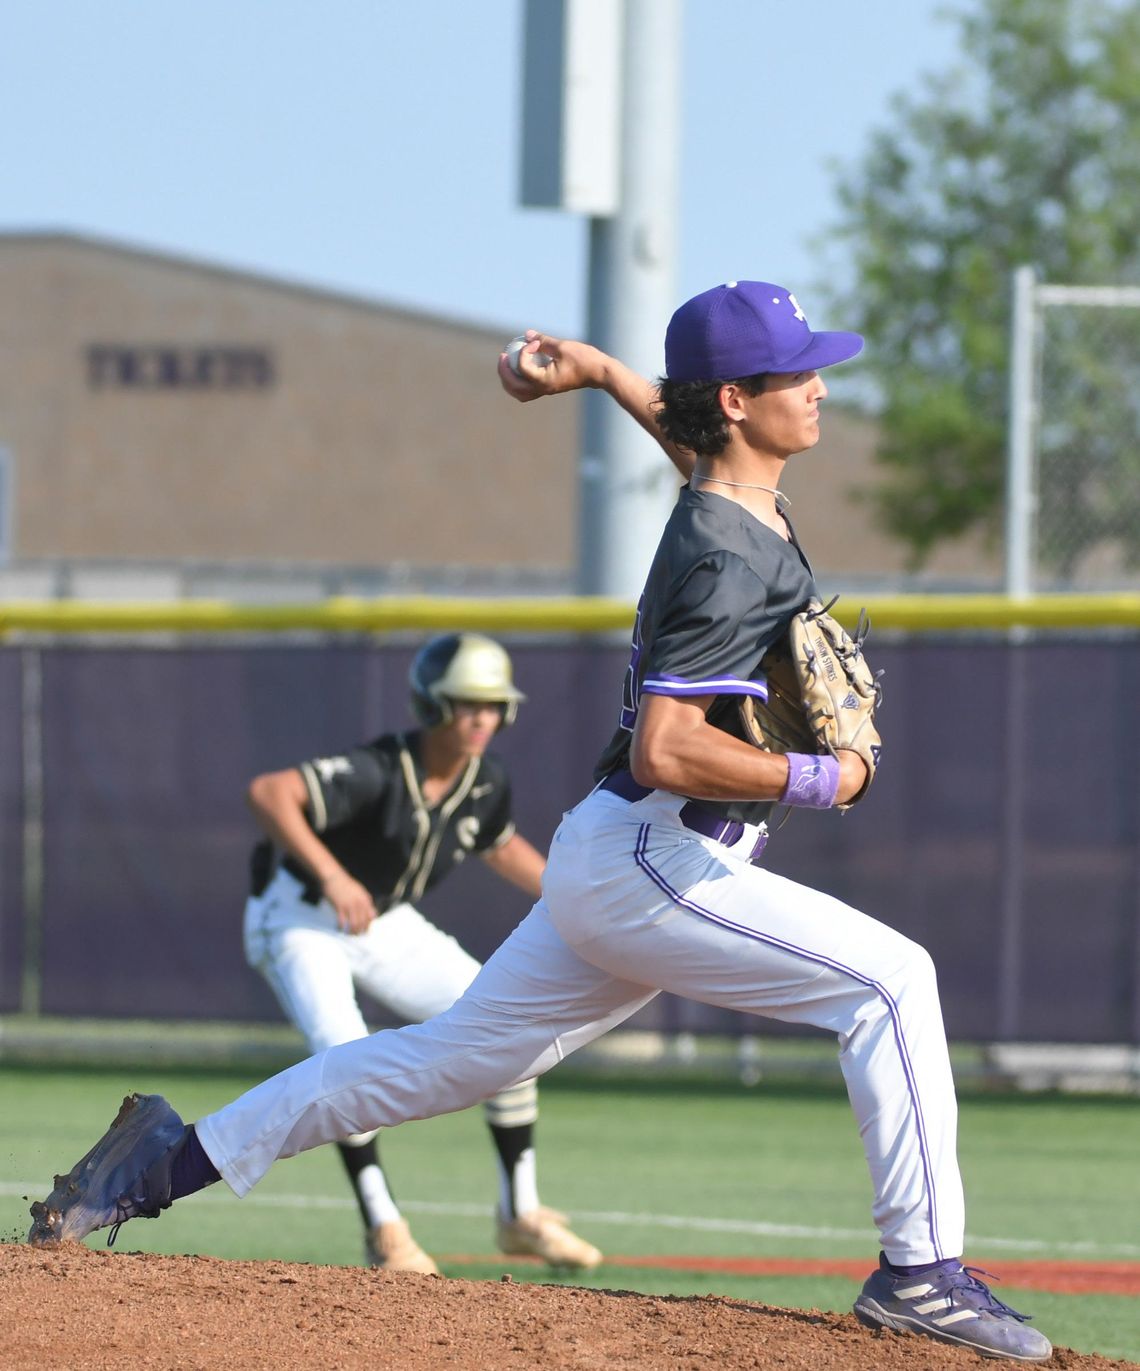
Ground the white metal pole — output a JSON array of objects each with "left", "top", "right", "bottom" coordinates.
[
  {"left": 1005, "top": 265, "right": 1038, "bottom": 598},
  {"left": 578, "top": 0, "right": 681, "bottom": 597},
  {"left": 1000, "top": 266, "right": 1037, "bottom": 1025}
]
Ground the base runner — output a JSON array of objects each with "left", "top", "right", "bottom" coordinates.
[{"left": 236, "top": 632, "right": 600, "bottom": 1272}]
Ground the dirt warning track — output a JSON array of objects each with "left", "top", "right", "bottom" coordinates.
[{"left": 441, "top": 1251, "right": 1140, "bottom": 1297}]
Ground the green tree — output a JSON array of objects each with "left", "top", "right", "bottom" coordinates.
[{"left": 821, "top": 0, "right": 1140, "bottom": 572}]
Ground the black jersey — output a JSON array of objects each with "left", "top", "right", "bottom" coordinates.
[
  {"left": 266, "top": 731, "right": 515, "bottom": 908},
  {"left": 594, "top": 486, "right": 816, "bottom": 826}
]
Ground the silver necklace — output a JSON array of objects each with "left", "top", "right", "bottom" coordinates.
[{"left": 693, "top": 475, "right": 791, "bottom": 510}]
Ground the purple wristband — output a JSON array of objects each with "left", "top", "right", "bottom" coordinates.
[{"left": 781, "top": 753, "right": 840, "bottom": 809}]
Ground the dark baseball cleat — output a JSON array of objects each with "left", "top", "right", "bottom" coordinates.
[
  {"left": 27, "top": 1092, "right": 187, "bottom": 1248},
  {"left": 854, "top": 1254, "right": 1053, "bottom": 1362}
]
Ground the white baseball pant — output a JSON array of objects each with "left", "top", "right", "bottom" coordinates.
[
  {"left": 242, "top": 867, "right": 536, "bottom": 1134},
  {"left": 199, "top": 788, "right": 965, "bottom": 1265}
]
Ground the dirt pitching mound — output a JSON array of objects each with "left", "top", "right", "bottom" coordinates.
[{"left": 2, "top": 1243, "right": 1133, "bottom": 1371}]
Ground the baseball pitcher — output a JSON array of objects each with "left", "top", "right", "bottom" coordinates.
[{"left": 29, "top": 282, "right": 1051, "bottom": 1364}]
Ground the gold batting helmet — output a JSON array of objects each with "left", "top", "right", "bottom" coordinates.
[{"left": 409, "top": 633, "right": 526, "bottom": 728}]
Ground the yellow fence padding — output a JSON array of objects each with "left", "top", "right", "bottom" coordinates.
[{"left": 0, "top": 593, "right": 1139, "bottom": 637}]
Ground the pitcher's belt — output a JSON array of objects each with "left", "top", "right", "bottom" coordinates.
[{"left": 599, "top": 770, "right": 768, "bottom": 863}]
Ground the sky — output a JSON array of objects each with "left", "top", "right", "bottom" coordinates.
[{"left": 0, "top": 1, "right": 968, "bottom": 341}]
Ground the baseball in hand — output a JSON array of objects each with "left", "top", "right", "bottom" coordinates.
[{"left": 505, "top": 334, "right": 553, "bottom": 375}]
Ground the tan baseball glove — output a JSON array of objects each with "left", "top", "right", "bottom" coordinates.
[{"left": 739, "top": 597, "right": 883, "bottom": 809}]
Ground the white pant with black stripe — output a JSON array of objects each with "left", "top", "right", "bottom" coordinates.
[{"left": 200, "top": 788, "right": 965, "bottom": 1264}]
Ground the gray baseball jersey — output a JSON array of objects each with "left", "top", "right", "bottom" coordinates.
[{"left": 594, "top": 486, "right": 816, "bottom": 825}]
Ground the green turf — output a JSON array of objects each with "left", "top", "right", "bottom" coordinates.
[{"left": 1, "top": 1067, "right": 1137, "bottom": 1361}]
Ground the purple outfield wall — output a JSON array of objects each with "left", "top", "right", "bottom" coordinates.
[
  {"left": 2, "top": 638, "right": 1137, "bottom": 1042},
  {"left": 0, "top": 650, "right": 23, "bottom": 1012}
]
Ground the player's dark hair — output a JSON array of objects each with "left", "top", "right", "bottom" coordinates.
[{"left": 653, "top": 372, "right": 768, "bottom": 457}]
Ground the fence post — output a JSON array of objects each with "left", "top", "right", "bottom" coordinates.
[
  {"left": 20, "top": 646, "right": 44, "bottom": 1014},
  {"left": 997, "top": 644, "right": 1029, "bottom": 1041}
]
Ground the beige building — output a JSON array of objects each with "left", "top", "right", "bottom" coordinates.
[{"left": 0, "top": 232, "right": 1000, "bottom": 599}]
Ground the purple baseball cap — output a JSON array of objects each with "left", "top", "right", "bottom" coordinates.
[{"left": 664, "top": 280, "right": 863, "bottom": 382}]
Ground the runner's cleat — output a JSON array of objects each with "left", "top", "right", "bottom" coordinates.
[
  {"left": 496, "top": 1206, "right": 602, "bottom": 1270},
  {"left": 364, "top": 1218, "right": 440, "bottom": 1274}
]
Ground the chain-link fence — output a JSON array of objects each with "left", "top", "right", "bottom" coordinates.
[{"left": 1006, "top": 271, "right": 1140, "bottom": 593}]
